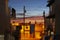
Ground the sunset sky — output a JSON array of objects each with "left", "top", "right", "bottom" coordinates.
[{"left": 9, "top": 0, "right": 49, "bottom": 17}]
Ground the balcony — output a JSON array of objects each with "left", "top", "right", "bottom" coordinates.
[
  {"left": 46, "top": 14, "right": 55, "bottom": 18},
  {"left": 47, "top": 0, "right": 55, "bottom": 7}
]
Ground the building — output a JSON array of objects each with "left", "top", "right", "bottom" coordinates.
[
  {"left": 46, "top": 0, "right": 55, "bottom": 35},
  {"left": 11, "top": 16, "right": 44, "bottom": 40},
  {"left": 7, "top": 6, "right": 17, "bottom": 40},
  {"left": 47, "top": 0, "right": 60, "bottom": 40},
  {"left": 0, "top": 0, "right": 11, "bottom": 40}
]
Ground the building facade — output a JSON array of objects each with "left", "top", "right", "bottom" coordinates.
[
  {"left": 47, "top": 0, "right": 55, "bottom": 34},
  {"left": 0, "top": 0, "right": 11, "bottom": 40},
  {"left": 47, "top": 0, "right": 60, "bottom": 40},
  {"left": 11, "top": 16, "right": 44, "bottom": 40}
]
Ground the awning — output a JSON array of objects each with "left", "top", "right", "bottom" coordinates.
[{"left": 47, "top": 0, "right": 55, "bottom": 7}]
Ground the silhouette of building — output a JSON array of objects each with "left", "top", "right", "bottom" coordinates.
[
  {"left": 46, "top": 0, "right": 55, "bottom": 34},
  {"left": 11, "top": 8, "right": 16, "bottom": 18},
  {"left": 47, "top": 0, "right": 60, "bottom": 40},
  {"left": 8, "top": 7, "right": 16, "bottom": 40}
]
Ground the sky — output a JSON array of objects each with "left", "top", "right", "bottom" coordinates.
[{"left": 9, "top": 0, "right": 49, "bottom": 17}]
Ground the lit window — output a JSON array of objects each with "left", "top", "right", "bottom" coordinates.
[
  {"left": 25, "top": 31, "right": 30, "bottom": 38},
  {"left": 25, "top": 25, "right": 30, "bottom": 30}
]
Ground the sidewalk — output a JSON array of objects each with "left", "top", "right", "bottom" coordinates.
[{"left": 0, "top": 35, "right": 4, "bottom": 40}]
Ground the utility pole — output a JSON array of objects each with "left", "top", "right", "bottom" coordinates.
[
  {"left": 43, "top": 11, "right": 46, "bottom": 40},
  {"left": 23, "top": 6, "right": 26, "bottom": 24},
  {"left": 43, "top": 11, "right": 46, "bottom": 32},
  {"left": 23, "top": 6, "right": 26, "bottom": 38}
]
